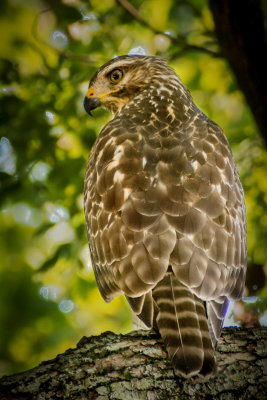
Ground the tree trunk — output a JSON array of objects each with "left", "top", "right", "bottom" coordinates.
[
  {"left": 0, "top": 327, "right": 266, "bottom": 400},
  {"left": 209, "top": 0, "right": 267, "bottom": 146}
]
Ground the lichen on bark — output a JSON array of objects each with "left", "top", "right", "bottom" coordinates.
[{"left": 0, "top": 327, "right": 266, "bottom": 400}]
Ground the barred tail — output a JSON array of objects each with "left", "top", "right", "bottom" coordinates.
[{"left": 152, "top": 273, "right": 216, "bottom": 378}]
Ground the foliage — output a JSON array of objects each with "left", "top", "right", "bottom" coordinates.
[{"left": 0, "top": 0, "right": 266, "bottom": 375}]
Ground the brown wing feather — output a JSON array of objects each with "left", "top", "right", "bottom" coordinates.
[
  {"left": 84, "top": 120, "right": 177, "bottom": 301},
  {"left": 168, "top": 120, "right": 246, "bottom": 303},
  {"left": 85, "top": 114, "right": 246, "bottom": 316}
]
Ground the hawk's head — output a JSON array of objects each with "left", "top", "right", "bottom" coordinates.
[{"left": 84, "top": 55, "right": 176, "bottom": 114}]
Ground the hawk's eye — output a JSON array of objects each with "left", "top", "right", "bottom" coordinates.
[{"left": 109, "top": 69, "right": 123, "bottom": 83}]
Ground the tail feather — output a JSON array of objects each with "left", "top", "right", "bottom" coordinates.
[
  {"left": 126, "top": 292, "right": 158, "bottom": 328},
  {"left": 195, "top": 300, "right": 217, "bottom": 376},
  {"left": 153, "top": 273, "right": 216, "bottom": 378},
  {"left": 207, "top": 297, "right": 229, "bottom": 344}
]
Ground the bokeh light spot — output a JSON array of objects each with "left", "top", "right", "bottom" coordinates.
[
  {"left": 128, "top": 46, "right": 147, "bottom": 56},
  {"left": 51, "top": 30, "right": 68, "bottom": 49},
  {"left": 0, "top": 137, "right": 16, "bottom": 175},
  {"left": 59, "top": 299, "right": 74, "bottom": 313},
  {"left": 11, "top": 203, "right": 42, "bottom": 227},
  {"left": 44, "top": 203, "right": 70, "bottom": 223},
  {"left": 30, "top": 162, "right": 51, "bottom": 182},
  {"left": 40, "top": 285, "right": 60, "bottom": 301}
]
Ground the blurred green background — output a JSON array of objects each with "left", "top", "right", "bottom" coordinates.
[{"left": 0, "top": 0, "right": 266, "bottom": 377}]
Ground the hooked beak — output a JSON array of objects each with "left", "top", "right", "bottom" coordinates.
[
  {"left": 84, "top": 87, "right": 121, "bottom": 116},
  {"left": 84, "top": 88, "right": 100, "bottom": 116}
]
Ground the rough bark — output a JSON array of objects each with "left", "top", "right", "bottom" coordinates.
[
  {"left": 0, "top": 327, "right": 266, "bottom": 400},
  {"left": 209, "top": 0, "right": 267, "bottom": 146}
]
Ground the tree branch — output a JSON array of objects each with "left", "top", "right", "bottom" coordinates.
[
  {"left": 0, "top": 327, "right": 266, "bottom": 399},
  {"left": 116, "top": 0, "right": 221, "bottom": 57}
]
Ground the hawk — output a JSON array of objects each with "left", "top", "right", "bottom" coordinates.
[{"left": 83, "top": 55, "right": 246, "bottom": 378}]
